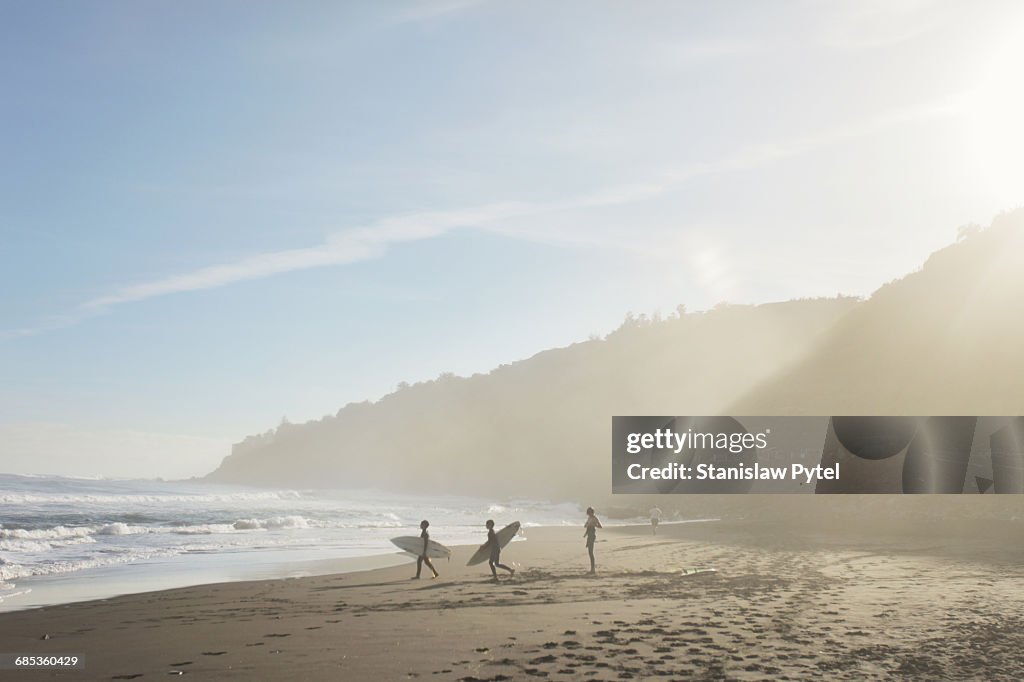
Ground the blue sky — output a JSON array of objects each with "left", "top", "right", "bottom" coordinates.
[{"left": 3, "top": 0, "right": 1024, "bottom": 477}]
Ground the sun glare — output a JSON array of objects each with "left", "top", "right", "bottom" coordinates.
[{"left": 964, "top": 20, "right": 1024, "bottom": 206}]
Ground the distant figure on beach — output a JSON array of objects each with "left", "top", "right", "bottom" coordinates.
[
  {"left": 650, "top": 507, "right": 662, "bottom": 535},
  {"left": 414, "top": 519, "right": 439, "bottom": 580},
  {"left": 485, "top": 519, "right": 515, "bottom": 581},
  {"left": 584, "top": 507, "right": 602, "bottom": 574}
]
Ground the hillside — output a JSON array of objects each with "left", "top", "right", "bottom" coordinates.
[
  {"left": 731, "top": 209, "right": 1024, "bottom": 415},
  {"left": 206, "top": 297, "right": 856, "bottom": 500},
  {"left": 207, "top": 209, "right": 1024, "bottom": 514}
]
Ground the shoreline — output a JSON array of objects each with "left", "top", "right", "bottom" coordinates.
[
  {"left": 2, "top": 520, "right": 1023, "bottom": 680},
  {"left": 0, "top": 550, "right": 413, "bottom": 615},
  {"left": 0, "top": 519, "right": 715, "bottom": 615}
]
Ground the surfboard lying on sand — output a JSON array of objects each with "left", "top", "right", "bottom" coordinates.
[
  {"left": 390, "top": 536, "right": 452, "bottom": 559},
  {"left": 467, "top": 521, "right": 521, "bottom": 566},
  {"left": 680, "top": 568, "right": 717, "bottom": 577}
]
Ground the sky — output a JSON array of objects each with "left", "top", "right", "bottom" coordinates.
[{"left": 2, "top": 0, "right": 1024, "bottom": 478}]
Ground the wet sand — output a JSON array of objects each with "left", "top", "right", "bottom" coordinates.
[{"left": 2, "top": 519, "right": 1023, "bottom": 680}]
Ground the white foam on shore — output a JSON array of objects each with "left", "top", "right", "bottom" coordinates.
[
  {"left": 0, "top": 489, "right": 304, "bottom": 505},
  {"left": 0, "top": 525, "right": 95, "bottom": 541},
  {"left": 232, "top": 515, "right": 315, "bottom": 530},
  {"left": 0, "top": 547, "right": 174, "bottom": 583}
]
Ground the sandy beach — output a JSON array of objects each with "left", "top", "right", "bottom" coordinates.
[{"left": 2, "top": 517, "right": 1023, "bottom": 681}]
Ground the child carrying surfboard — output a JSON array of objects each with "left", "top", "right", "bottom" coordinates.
[
  {"left": 414, "top": 520, "right": 440, "bottom": 580},
  {"left": 484, "top": 519, "right": 515, "bottom": 582}
]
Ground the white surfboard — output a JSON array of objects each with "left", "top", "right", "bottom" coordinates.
[
  {"left": 467, "top": 521, "right": 521, "bottom": 566},
  {"left": 390, "top": 536, "right": 451, "bottom": 559}
]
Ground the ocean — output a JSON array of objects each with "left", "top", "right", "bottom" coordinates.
[{"left": 0, "top": 474, "right": 592, "bottom": 612}]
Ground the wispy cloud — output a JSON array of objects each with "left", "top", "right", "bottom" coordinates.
[
  {"left": 1, "top": 95, "right": 965, "bottom": 341},
  {"left": 82, "top": 202, "right": 529, "bottom": 310},
  {"left": 394, "top": 0, "right": 489, "bottom": 24},
  {"left": 813, "top": 0, "right": 946, "bottom": 50},
  {"left": 0, "top": 312, "right": 98, "bottom": 342}
]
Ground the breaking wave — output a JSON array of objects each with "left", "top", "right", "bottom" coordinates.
[{"left": 0, "top": 474, "right": 591, "bottom": 609}]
